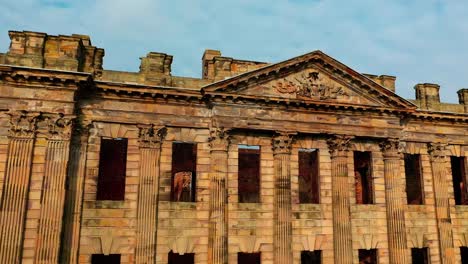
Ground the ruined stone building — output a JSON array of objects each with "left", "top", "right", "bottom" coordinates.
[{"left": 0, "top": 30, "right": 467, "bottom": 264}]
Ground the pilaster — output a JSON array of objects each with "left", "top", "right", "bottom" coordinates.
[
  {"left": 428, "top": 143, "right": 455, "bottom": 264},
  {"left": 0, "top": 110, "right": 39, "bottom": 263},
  {"left": 326, "top": 135, "right": 353, "bottom": 264},
  {"left": 379, "top": 139, "right": 409, "bottom": 264},
  {"left": 272, "top": 132, "right": 295, "bottom": 264},
  {"left": 135, "top": 125, "right": 166, "bottom": 263},
  {"left": 208, "top": 126, "right": 230, "bottom": 264},
  {"left": 35, "top": 114, "right": 74, "bottom": 263}
]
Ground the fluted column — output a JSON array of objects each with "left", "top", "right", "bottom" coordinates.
[
  {"left": 35, "top": 114, "right": 74, "bottom": 263},
  {"left": 135, "top": 125, "right": 166, "bottom": 264},
  {"left": 0, "top": 111, "right": 39, "bottom": 263},
  {"left": 428, "top": 143, "right": 455, "bottom": 264},
  {"left": 327, "top": 135, "right": 353, "bottom": 264},
  {"left": 272, "top": 132, "right": 294, "bottom": 264},
  {"left": 208, "top": 127, "right": 230, "bottom": 264},
  {"left": 380, "top": 139, "right": 409, "bottom": 264}
]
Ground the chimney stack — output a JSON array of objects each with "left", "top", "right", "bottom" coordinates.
[
  {"left": 414, "top": 83, "right": 440, "bottom": 110},
  {"left": 457, "top": 88, "right": 468, "bottom": 113}
]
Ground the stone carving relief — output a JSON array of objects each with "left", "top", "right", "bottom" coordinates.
[
  {"left": 138, "top": 124, "right": 166, "bottom": 148},
  {"left": 272, "top": 71, "right": 349, "bottom": 100},
  {"left": 272, "top": 132, "right": 296, "bottom": 155},
  {"left": 7, "top": 110, "right": 40, "bottom": 138},
  {"left": 44, "top": 113, "right": 74, "bottom": 140},
  {"left": 209, "top": 122, "right": 231, "bottom": 152}
]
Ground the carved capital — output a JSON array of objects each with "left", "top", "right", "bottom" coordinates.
[
  {"left": 326, "top": 135, "right": 353, "bottom": 157},
  {"left": 272, "top": 132, "right": 295, "bottom": 155},
  {"left": 428, "top": 142, "right": 448, "bottom": 162},
  {"left": 7, "top": 110, "right": 40, "bottom": 139},
  {"left": 209, "top": 127, "right": 231, "bottom": 152},
  {"left": 379, "top": 138, "right": 403, "bottom": 157},
  {"left": 138, "top": 125, "right": 166, "bottom": 148},
  {"left": 43, "top": 114, "right": 74, "bottom": 140}
]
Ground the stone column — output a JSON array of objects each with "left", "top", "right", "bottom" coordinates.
[
  {"left": 35, "top": 114, "right": 74, "bottom": 263},
  {"left": 0, "top": 111, "right": 39, "bottom": 263},
  {"left": 135, "top": 125, "right": 166, "bottom": 264},
  {"left": 428, "top": 143, "right": 455, "bottom": 264},
  {"left": 327, "top": 135, "right": 353, "bottom": 264},
  {"left": 208, "top": 127, "right": 230, "bottom": 264},
  {"left": 60, "top": 123, "right": 89, "bottom": 264},
  {"left": 272, "top": 132, "right": 295, "bottom": 264},
  {"left": 380, "top": 139, "right": 409, "bottom": 264}
]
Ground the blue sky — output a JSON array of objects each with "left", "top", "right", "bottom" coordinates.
[{"left": 1, "top": 0, "right": 467, "bottom": 103}]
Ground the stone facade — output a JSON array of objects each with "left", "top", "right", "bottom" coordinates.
[{"left": 0, "top": 30, "right": 467, "bottom": 264}]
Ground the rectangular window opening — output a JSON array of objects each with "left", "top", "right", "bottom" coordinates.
[
  {"left": 96, "top": 138, "right": 128, "bottom": 201},
  {"left": 405, "top": 154, "right": 424, "bottom": 205},
  {"left": 358, "top": 249, "right": 377, "bottom": 264},
  {"left": 91, "top": 254, "right": 121, "bottom": 264},
  {"left": 354, "top": 151, "right": 374, "bottom": 204},
  {"left": 411, "top": 248, "right": 429, "bottom": 264},
  {"left": 168, "top": 251, "right": 194, "bottom": 264},
  {"left": 301, "top": 250, "right": 321, "bottom": 264},
  {"left": 238, "top": 252, "right": 261, "bottom": 264},
  {"left": 238, "top": 145, "right": 261, "bottom": 203},
  {"left": 461, "top": 247, "right": 468, "bottom": 263},
  {"left": 451, "top": 156, "right": 467, "bottom": 205},
  {"left": 171, "top": 142, "right": 197, "bottom": 202},
  {"left": 299, "top": 149, "right": 320, "bottom": 204}
]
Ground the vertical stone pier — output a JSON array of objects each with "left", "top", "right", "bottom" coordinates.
[
  {"left": 380, "top": 139, "right": 409, "bottom": 264},
  {"left": 208, "top": 127, "right": 230, "bottom": 264},
  {"left": 327, "top": 135, "right": 353, "bottom": 264},
  {"left": 428, "top": 143, "right": 455, "bottom": 264},
  {"left": 0, "top": 111, "right": 39, "bottom": 263},
  {"left": 272, "top": 132, "right": 294, "bottom": 264},
  {"left": 135, "top": 125, "right": 166, "bottom": 263},
  {"left": 35, "top": 115, "right": 74, "bottom": 263}
]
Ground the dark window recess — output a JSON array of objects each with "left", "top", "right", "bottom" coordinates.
[
  {"left": 91, "top": 254, "right": 121, "bottom": 264},
  {"left": 168, "top": 251, "right": 194, "bottom": 264},
  {"left": 96, "top": 138, "right": 128, "bottom": 201},
  {"left": 238, "top": 145, "right": 261, "bottom": 203},
  {"left": 358, "top": 249, "right": 377, "bottom": 264},
  {"left": 461, "top": 247, "right": 468, "bottom": 264},
  {"left": 451, "top": 156, "right": 468, "bottom": 205},
  {"left": 171, "top": 142, "right": 197, "bottom": 202},
  {"left": 238, "top": 252, "right": 261, "bottom": 264},
  {"left": 354, "top": 151, "right": 374, "bottom": 204},
  {"left": 411, "top": 248, "right": 429, "bottom": 264},
  {"left": 299, "top": 149, "right": 320, "bottom": 204},
  {"left": 405, "top": 154, "right": 424, "bottom": 205},
  {"left": 301, "top": 250, "right": 321, "bottom": 264}
]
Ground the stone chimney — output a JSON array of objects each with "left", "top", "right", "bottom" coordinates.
[
  {"left": 363, "top": 74, "right": 396, "bottom": 92},
  {"left": 202, "top": 49, "right": 221, "bottom": 80},
  {"left": 139, "top": 52, "right": 173, "bottom": 85},
  {"left": 414, "top": 83, "right": 440, "bottom": 110},
  {"left": 6, "top": 31, "right": 47, "bottom": 68},
  {"left": 457, "top": 88, "right": 468, "bottom": 113}
]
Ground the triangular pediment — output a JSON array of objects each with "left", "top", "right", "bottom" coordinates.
[{"left": 202, "top": 51, "right": 416, "bottom": 110}]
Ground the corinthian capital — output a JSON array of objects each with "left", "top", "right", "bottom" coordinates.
[
  {"left": 209, "top": 127, "right": 231, "bottom": 152},
  {"left": 272, "top": 132, "right": 296, "bottom": 155},
  {"left": 379, "top": 138, "right": 403, "bottom": 157},
  {"left": 44, "top": 113, "right": 74, "bottom": 140},
  {"left": 427, "top": 142, "right": 448, "bottom": 162},
  {"left": 326, "top": 135, "right": 353, "bottom": 157},
  {"left": 138, "top": 124, "right": 166, "bottom": 148},
  {"left": 7, "top": 110, "right": 40, "bottom": 139}
]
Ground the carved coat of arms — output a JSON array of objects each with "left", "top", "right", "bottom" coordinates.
[{"left": 273, "top": 72, "right": 349, "bottom": 100}]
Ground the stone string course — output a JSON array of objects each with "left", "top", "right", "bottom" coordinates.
[{"left": 0, "top": 30, "right": 467, "bottom": 263}]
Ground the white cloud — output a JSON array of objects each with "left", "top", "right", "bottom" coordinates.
[{"left": 0, "top": 0, "right": 467, "bottom": 102}]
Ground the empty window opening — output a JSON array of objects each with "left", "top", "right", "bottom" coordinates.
[
  {"left": 358, "top": 249, "right": 377, "bottom": 264},
  {"left": 405, "top": 154, "right": 424, "bottom": 205},
  {"left": 168, "top": 251, "right": 194, "bottom": 264},
  {"left": 299, "top": 149, "right": 320, "bottom": 204},
  {"left": 96, "top": 138, "right": 128, "bottom": 201},
  {"left": 411, "top": 248, "right": 429, "bottom": 264},
  {"left": 301, "top": 250, "right": 321, "bottom": 264},
  {"left": 354, "top": 151, "right": 374, "bottom": 204},
  {"left": 461, "top": 247, "right": 468, "bottom": 264},
  {"left": 238, "top": 252, "right": 261, "bottom": 264},
  {"left": 238, "top": 145, "right": 261, "bottom": 203},
  {"left": 91, "top": 254, "right": 121, "bottom": 264},
  {"left": 171, "top": 142, "right": 197, "bottom": 202},
  {"left": 451, "top": 156, "right": 467, "bottom": 205}
]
